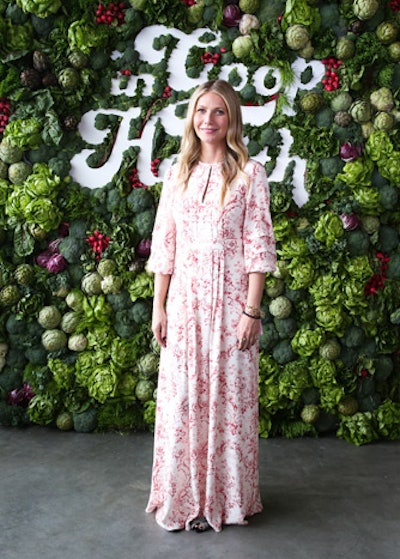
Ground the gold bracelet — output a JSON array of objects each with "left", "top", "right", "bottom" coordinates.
[{"left": 245, "top": 304, "right": 265, "bottom": 319}]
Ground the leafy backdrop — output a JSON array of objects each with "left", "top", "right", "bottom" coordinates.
[{"left": 1, "top": 0, "right": 400, "bottom": 445}]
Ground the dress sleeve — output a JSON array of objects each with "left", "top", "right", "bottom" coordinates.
[
  {"left": 147, "top": 166, "right": 177, "bottom": 274},
  {"left": 243, "top": 160, "right": 277, "bottom": 274}
]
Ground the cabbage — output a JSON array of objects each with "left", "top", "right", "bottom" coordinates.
[
  {"left": 8, "top": 161, "right": 32, "bottom": 184},
  {"left": 269, "top": 295, "right": 292, "bottom": 319},
  {"left": 65, "top": 288, "right": 85, "bottom": 311},
  {"left": 60, "top": 311, "right": 80, "bottom": 334},
  {"left": 100, "top": 275, "right": 123, "bottom": 295},
  {"left": 41, "top": 329, "right": 67, "bottom": 351},
  {"left": 81, "top": 272, "right": 103, "bottom": 296},
  {"left": 232, "top": 35, "right": 253, "bottom": 59},
  {"left": 68, "top": 333, "right": 88, "bottom": 352},
  {"left": 38, "top": 305, "right": 62, "bottom": 329}
]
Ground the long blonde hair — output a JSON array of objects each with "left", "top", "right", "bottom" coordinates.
[{"left": 176, "top": 80, "right": 249, "bottom": 203}]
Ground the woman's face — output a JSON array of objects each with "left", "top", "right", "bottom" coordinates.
[{"left": 193, "top": 92, "right": 229, "bottom": 149}]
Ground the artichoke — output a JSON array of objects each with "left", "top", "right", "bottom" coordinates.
[
  {"left": 20, "top": 68, "right": 42, "bottom": 90},
  {"left": 388, "top": 41, "right": 400, "bottom": 62},
  {"left": 0, "top": 284, "right": 21, "bottom": 306},
  {"left": 14, "top": 263, "right": 35, "bottom": 286},
  {"left": 349, "top": 99, "right": 372, "bottom": 123},
  {"left": 285, "top": 24, "right": 310, "bottom": 51},
  {"left": 301, "top": 404, "right": 320, "bottom": 424},
  {"left": 353, "top": 0, "right": 379, "bottom": 21},
  {"left": 373, "top": 111, "right": 396, "bottom": 131},
  {"left": 376, "top": 21, "right": 398, "bottom": 45},
  {"left": 300, "top": 92, "right": 323, "bottom": 113},
  {"left": 335, "top": 36, "right": 355, "bottom": 60},
  {"left": 32, "top": 50, "right": 50, "bottom": 73},
  {"left": 68, "top": 49, "right": 89, "bottom": 69},
  {"left": 334, "top": 111, "right": 352, "bottom": 127},
  {"left": 338, "top": 395, "right": 359, "bottom": 416},
  {"left": 57, "top": 67, "right": 80, "bottom": 90},
  {"left": 331, "top": 92, "right": 353, "bottom": 112},
  {"left": 370, "top": 87, "right": 394, "bottom": 112}
]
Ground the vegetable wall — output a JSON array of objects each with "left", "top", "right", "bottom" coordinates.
[{"left": 1, "top": 0, "right": 400, "bottom": 445}]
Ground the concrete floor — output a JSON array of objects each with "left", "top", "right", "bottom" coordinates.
[{"left": 1, "top": 427, "right": 399, "bottom": 559}]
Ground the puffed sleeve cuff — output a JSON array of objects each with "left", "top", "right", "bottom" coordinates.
[{"left": 244, "top": 238, "right": 277, "bottom": 274}]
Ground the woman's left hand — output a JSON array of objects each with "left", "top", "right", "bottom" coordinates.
[{"left": 236, "top": 313, "right": 261, "bottom": 351}]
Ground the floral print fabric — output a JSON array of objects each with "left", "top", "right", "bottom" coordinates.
[{"left": 145, "top": 160, "right": 276, "bottom": 531}]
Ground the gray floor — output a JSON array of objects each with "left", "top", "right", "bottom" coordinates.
[{"left": 1, "top": 428, "right": 399, "bottom": 559}]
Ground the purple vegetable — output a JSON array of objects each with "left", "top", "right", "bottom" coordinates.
[
  {"left": 36, "top": 250, "right": 52, "bottom": 268},
  {"left": 339, "top": 142, "right": 363, "bottom": 162},
  {"left": 340, "top": 213, "right": 360, "bottom": 231},
  {"left": 46, "top": 253, "right": 68, "bottom": 273},
  {"left": 8, "top": 383, "right": 35, "bottom": 408},
  {"left": 135, "top": 238, "right": 152, "bottom": 258},
  {"left": 223, "top": 4, "right": 241, "bottom": 27}
]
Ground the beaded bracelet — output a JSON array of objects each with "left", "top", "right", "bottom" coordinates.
[{"left": 243, "top": 310, "right": 261, "bottom": 320}]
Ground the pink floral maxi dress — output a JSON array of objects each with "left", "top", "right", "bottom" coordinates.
[{"left": 145, "top": 159, "right": 276, "bottom": 532}]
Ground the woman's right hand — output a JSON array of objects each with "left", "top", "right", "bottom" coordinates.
[{"left": 152, "top": 306, "right": 168, "bottom": 348}]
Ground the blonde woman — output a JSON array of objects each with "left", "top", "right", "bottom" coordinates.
[{"left": 146, "top": 79, "right": 276, "bottom": 532}]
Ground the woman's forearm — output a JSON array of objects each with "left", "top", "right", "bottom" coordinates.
[
  {"left": 153, "top": 273, "right": 171, "bottom": 308},
  {"left": 246, "top": 272, "right": 266, "bottom": 309}
]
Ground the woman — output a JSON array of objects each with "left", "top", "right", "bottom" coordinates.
[{"left": 145, "top": 79, "right": 276, "bottom": 532}]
